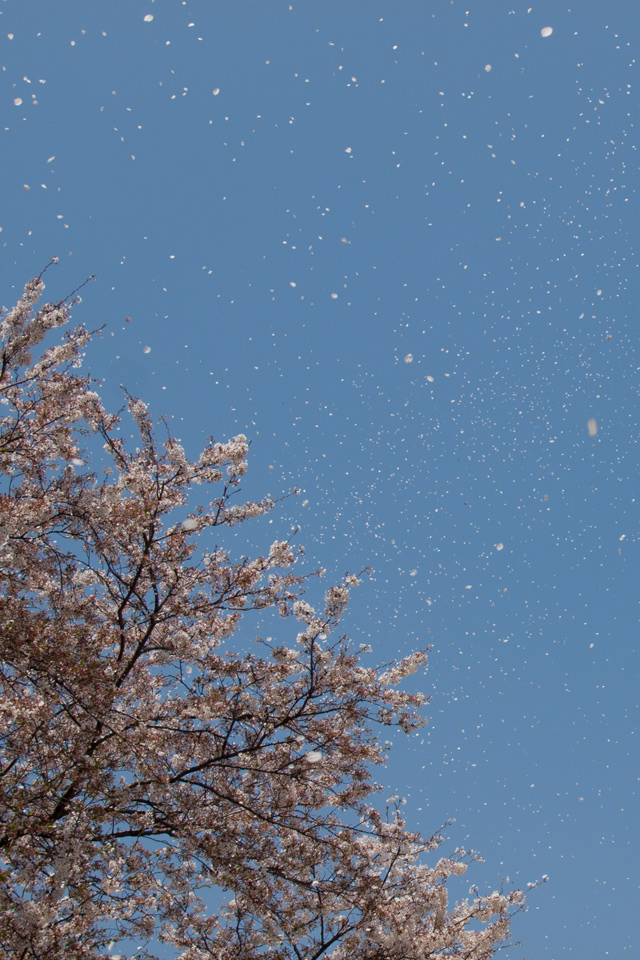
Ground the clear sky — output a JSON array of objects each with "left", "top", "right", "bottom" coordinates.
[{"left": 2, "top": 1, "right": 638, "bottom": 957}]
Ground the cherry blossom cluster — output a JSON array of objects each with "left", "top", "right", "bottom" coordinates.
[{"left": 0, "top": 268, "right": 529, "bottom": 959}]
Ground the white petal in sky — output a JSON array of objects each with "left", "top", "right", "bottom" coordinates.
[
  {"left": 587, "top": 418, "right": 598, "bottom": 437},
  {"left": 404, "top": 353, "right": 414, "bottom": 363},
  {"left": 144, "top": 14, "right": 154, "bottom": 22},
  {"left": 541, "top": 26, "right": 553, "bottom": 37}
]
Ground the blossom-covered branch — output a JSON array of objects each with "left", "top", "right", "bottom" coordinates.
[{"left": 0, "top": 270, "right": 528, "bottom": 960}]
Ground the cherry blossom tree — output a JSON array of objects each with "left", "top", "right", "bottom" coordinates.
[{"left": 0, "top": 264, "right": 528, "bottom": 959}]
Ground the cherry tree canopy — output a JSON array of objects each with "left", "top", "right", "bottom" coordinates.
[{"left": 0, "top": 267, "right": 527, "bottom": 959}]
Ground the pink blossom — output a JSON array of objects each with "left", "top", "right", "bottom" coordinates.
[{"left": 0, "top": 272, "right": 529, "bottom": 959}]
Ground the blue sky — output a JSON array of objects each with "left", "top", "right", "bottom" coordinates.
[{"left": 2, "top": 1, "right": 638, "bottom": 957}]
